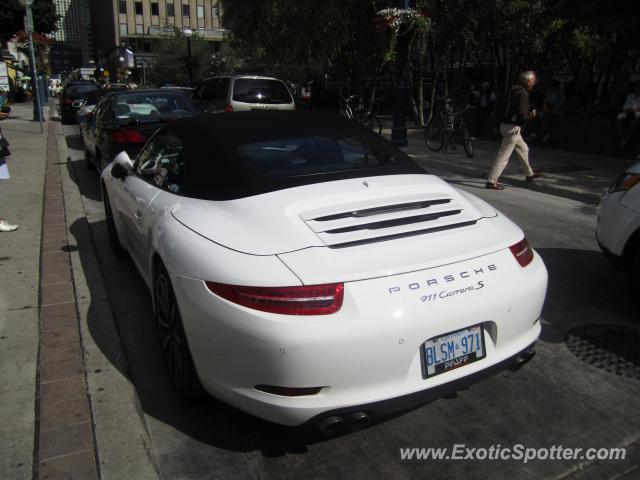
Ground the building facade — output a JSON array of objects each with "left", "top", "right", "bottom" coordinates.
[
  {"left": 91, "top": 0, "right": 225, "bottom": 75},
  {"left": 51, "top": 0, "right": 93, "bottom": 72}
]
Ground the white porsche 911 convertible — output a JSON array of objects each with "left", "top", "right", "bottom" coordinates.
[{"left": 101, "top": 111, "right": 547, "bottom": 431}]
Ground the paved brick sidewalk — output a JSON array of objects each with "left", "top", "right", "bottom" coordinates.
[{"left": 37, "top": 121, "right": 99, "bottom": 478}]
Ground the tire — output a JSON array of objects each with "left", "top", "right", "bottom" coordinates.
[
  {"left": 631, "top": 249, "right": 640, "bottom": 291},
  {"left": 340, "top": 105, "right": 353, "bottom": 119},
  {"left": 366, "top": 115, "right": 382, "bottom": 136},
  {"left": 84, "top": 145, "right": 95, "bottom": 170},
  {"left": 424, "top": 115, "right": 445, "bottom": 152},
  {"left": 154, "top": 263, "right": 205, "bottom": 399},
  {"left": 102, "top": 187, "right": 127, "bottom": 257},
  {"left": 460, "top": 123, "right": 474, "bottom": 158}
]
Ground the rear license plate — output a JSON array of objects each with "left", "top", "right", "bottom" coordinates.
[{"left": 422, "top": 325, "right": 486, "bottom": 378}]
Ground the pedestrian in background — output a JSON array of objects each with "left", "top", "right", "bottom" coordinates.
[
  {"left": 486, "top": 71, "right": 542, "bottom": 190},
  {"left": 0, "top": 126, "right": 18, "bottom": 232}
]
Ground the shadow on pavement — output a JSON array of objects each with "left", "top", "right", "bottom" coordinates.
[{"left": 537, "top": 247, "right": 637, "bottom": 344}]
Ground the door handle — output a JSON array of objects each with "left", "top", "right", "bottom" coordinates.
[{"left": 135, "top": 211, "right": 143, "bottom": 222}]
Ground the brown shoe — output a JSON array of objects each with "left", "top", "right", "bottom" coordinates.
[
  {"left": 526, "top": 170, "right": 542, "bottom": 182},
  {"left": 485, "top": 182, "right": 505, "bottom": 190}
]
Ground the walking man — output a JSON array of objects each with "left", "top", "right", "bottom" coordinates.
[{"left": 486, "top": 71, "right": 541, "bottom": 190}]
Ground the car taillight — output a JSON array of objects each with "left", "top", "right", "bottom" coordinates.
[
  {"left": 509, "top": 238, "right": 534, "bottom": 267},
  {"left": 224, "top": 105, "right": 233, "bottom": 112},
  {"left": 205, "top": 282, "right": 344, "bottom": 315},
  {"left": 62, "top": 98, "right": 72, "bottom": 105},
  {"left": 610, "top": 172, "right": 640, "bottom": 192},
  {"left": 111, "top": 129, "right": 147, "bottom": 144}
]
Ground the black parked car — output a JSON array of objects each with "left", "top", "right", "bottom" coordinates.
[
  {"left": 82, "top": 89, "right": 198, "bottom": 171},
  {"left": 59, "top": 81, "right": 103, "bottom": 124}
]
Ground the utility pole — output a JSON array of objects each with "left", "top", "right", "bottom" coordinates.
[
  {"left": 23, "top": 0, "right": 44, "bottom": 132},
  {"left": 390, "top": 0, "right": 413, "bottom": 147}
]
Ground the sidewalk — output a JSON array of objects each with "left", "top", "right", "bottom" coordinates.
[
  {"left": 395, "top": 126, "right": 636, "bottom": 205},
  {"left": 0, "top": 102, "right": 156, "bottom": 480},
  {"left": 0, "top": 103, "right": 47, "bottom": 479}
]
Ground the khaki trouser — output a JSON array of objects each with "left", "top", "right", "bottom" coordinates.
[{"left": 487, "top": 123, "right": 534, "bottom": 184}]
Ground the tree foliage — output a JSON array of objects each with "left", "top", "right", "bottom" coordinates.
[
  {"left": 147, "top": 28, "right": 219, "bottom": 86},
  {"left": 0, "top": 0, "right": 59, "bottom": 44}
]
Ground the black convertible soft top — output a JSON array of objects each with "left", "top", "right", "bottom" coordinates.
[{"left": 165, "top": 111, "right": 425, "bottom": 200}]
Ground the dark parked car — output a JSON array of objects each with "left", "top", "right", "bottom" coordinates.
[
  {"left": 76, "top": 88, "right": 105, "bottom": 129},
  {"left": 82, "top": 89, "right": 198, "bottom": 171},
  {"left": 59, "top": 81, "right": 102, "bottom": 124}
]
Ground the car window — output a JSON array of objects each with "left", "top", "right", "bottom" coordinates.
[
  {"left": 201, "top": 78, "right": 228, "bottom": 101},
  {"left": 65, "top": 84, "right": 101, "bottom": 98},
  {"left": 135, "top": 132, "right": 185, "bottom": 193},
  {"left": 237, "top": 135, "right": 404, "bottom": 177},
  {"left": 111, "top": 93, "right": 197, "bottom": 119},
  {"left": 232, "top": 79, "right": 292, "bottom": 104}
]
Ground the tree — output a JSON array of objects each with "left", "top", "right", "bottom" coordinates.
[
  {"left": 147, "top": 28, "right": 219, "bottom": 87},
  {"left": 223, "top": 0, "right": 392, "bottom": 88},
  {"left": 0, "top": 0, "right": 59, "bottom": 44}
]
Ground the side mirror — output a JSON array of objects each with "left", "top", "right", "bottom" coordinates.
[
  {"left": 111, "top": 151, "right": 133, "bottom": 180},
  {"left": 114, "top": 150, "right": 133, "bottom": 171}
]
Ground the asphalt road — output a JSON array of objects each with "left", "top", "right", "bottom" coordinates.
[{"left": 63, "top": 124, "right": 640, "bottom": 480}]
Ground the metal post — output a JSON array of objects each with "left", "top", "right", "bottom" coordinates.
[
  {"left": 390, "top": 0, "right": 413, "bottom": 146},
  {"left": 24, "top": 3, "right": 44, "bottom": 132},
  {"left": 186, "top": 37, "right": 193, "bottom": 86}
]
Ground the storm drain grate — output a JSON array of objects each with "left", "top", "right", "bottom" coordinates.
[{"left": 565, "top": 324, "right": 640, "bottom": 379}]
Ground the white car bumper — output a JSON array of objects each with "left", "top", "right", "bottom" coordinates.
[{"left": 172, "top": 248, "right": 547, "bottom": 426}]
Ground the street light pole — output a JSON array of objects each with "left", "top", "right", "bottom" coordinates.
[
  {"left": 23, "top": 0, "right": 44, "bottom": 132},
  {"left": 390, "top": 0, "right": 414, "bottom": 147},
  {"left": 183, "top": 28, "right": 193, "bottom": 86}
]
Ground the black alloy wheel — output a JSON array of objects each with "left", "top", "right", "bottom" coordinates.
[{"left": 154, "top": 264, "right": 204, "bottom": 398}]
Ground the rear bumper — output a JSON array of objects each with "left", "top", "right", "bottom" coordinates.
[
  {"left": 173, "top": 248, "right": 547, "bottom": 426},
  {"left": 304, "top": 341, "right": 538, "bottom": 428}
]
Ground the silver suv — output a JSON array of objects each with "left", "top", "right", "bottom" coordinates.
[{"left": 192, "top": 75, "right": 295, "bottom": 113}]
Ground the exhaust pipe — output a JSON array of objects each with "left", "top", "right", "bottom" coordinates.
[
  {"left": 510, "top": 349, "right": 536, "bottom": 372},
  {"left": 345, "top": 411, "right": 370, "bottom": 431},
  {"left": 315, "top": 416, "right": 347, "bottom": 436}
]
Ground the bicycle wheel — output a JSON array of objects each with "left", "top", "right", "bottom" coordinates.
[
  {"left": 366, "top": 114, "right": 382, "bottom": 135},
  {"left": 424, "top": 115, "right": 445, "bottom": 152},
  {"left": 340, "top": 105, "right": 353, "bottom": 119},
  {"left": 460, "top": 122, "right": 474, "bottom": 158}
]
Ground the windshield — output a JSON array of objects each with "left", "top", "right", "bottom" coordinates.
[
  {"left": 66, "top": 84, "right": 101, "bottom": 98},
  {"left": 112, "top": 93, "right": 197, "bottom": 119},
  {"left": 232, "top": 79, "right": 292, "bottom": 104},
  {"left": 237, "top": 135, "right": 407, "bottom": 177}
]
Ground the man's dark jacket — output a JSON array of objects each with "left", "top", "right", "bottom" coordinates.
[{"left": 502, "top": 85, "right": 530, "bottom": 126}]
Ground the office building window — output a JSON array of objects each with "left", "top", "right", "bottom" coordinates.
[
  {"left": 143, "top": 42, "right": 152, "bottom": 52},
  {"left": 119, "top": 23, "right": 127, "bottom": 36},
  {"left": 119, "top": 0, "right": 127, "bottom": 14},
  {"left": 182, "top": 4, "right": 190, "bottom": 17},
  {"left": 135, "top": 24, "right": 144, "bottom": 34},
  {"left": 135, "top": 1, "right": 143, "bottom": 15},
  {"left": 151, "top": 2, "right": 159, "bottom": 16},
  {"left": 167, "top": 3, "right": 174, "bottom": 17},
  {"left": 197, "top": 6, "right": 204, "bottom": 18}
]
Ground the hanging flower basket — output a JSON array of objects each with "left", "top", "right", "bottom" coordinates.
[
  {"left": 375, "top": 8, "right": 430, "bottom": 63},
  {"left": 375, "top": 8, "right": 430, "bottom": 36}
]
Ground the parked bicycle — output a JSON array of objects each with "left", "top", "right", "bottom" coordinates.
[
  {"left": 340, "top": 95, "right": 382, "bottom": 136},
  {"left": 424, "top": 99, "right": 474, "bottom": 157}
]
